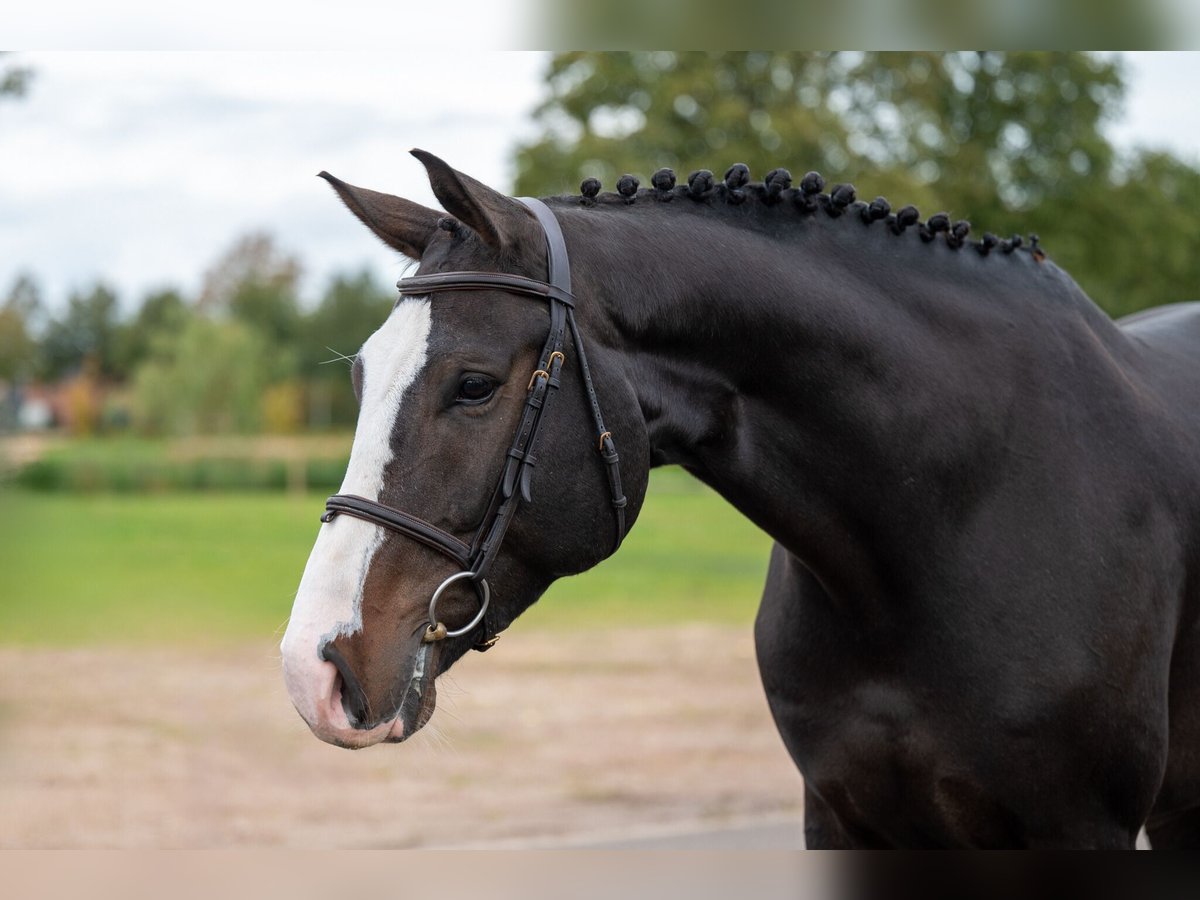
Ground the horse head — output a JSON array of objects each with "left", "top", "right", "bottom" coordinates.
[{"left": 280, "top": 150, "right": 648, "bottom": 748}]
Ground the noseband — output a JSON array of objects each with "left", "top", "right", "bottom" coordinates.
[{"left": 320, "top": 198, "right": 627, "bottom": 651}]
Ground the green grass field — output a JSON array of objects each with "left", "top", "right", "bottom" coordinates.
[{"left": 0, "top": 467, "right": 772, "bottom": 646}]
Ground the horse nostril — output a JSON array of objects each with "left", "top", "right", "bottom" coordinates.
[{"left": 320, "top": 641, "right": 371, "bottom": 728}]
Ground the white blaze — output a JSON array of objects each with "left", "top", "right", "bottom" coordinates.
[{"left": 281, "top": 298, "right": 431, "bottom": 726}]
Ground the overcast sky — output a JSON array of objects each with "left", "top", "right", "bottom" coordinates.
[{"left": 2, "top": 51, "right": 1198, "bottom": 316}]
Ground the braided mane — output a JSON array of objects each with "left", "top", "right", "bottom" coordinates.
[{"left": 569, "top": 165, "right": 1045, "bottom": 261}]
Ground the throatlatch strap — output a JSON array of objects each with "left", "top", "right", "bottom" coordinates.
[
  {"left": 564, "top": 306, "right": 627, "bottom": 548},
  {"left": 520, "top": 198, "right": 625, "bottom": 549}
]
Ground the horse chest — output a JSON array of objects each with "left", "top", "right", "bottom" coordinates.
[
  {"left": 762, "top": 667, "right": 1007, "bottom": 845},
  {"left": 752, "top": 545, "right": 1165, "bottom": 846}
]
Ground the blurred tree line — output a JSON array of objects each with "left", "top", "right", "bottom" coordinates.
[
  {"left": 1, "top": 236, "right": 392, "bottom": 436},
  {"left": 515, "top": 52, "right": 1200, "bottom": 319},
  {"left": 5, "top": 52, "right": 1196, "bottom": 439},
  {"left": 1, "top": 57, "right": 391, "bottom": 439}
]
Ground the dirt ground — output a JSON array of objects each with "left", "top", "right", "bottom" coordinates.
[{"left": 0, "top": 624, "right": 804, "bottom": 848}]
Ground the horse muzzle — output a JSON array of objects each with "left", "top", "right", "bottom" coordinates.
[{"left": 281, "top": 630, "right": 437, "bottom": 749}]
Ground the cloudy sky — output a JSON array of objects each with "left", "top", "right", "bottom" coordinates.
[{"left": 2, "top": 51, "right": 1198, "bottom": 315}]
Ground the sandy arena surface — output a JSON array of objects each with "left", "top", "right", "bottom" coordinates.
[{"left": 0, "top": 625, "right": 804, "bottom": 848}]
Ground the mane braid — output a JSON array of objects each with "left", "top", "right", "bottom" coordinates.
[{"left": 565, "top": 164, "right": 1047, "bottom": 261}]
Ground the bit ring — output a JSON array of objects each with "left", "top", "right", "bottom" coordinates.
[{"left": 424, "top": 570, "right": 490, "bottom": 641}]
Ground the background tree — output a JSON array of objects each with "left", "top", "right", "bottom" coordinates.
[
  {"left": 38, "top": 283, "right": 123, "bottom": 380},
  {"left": 192, "top": 232, "right": 306, "bottom": 430},
  {"left": 199, "top": 232, "right": 303, "bottom": 359},
  {"left": 300, "top": 269, "right": 394, "bottom": 428},
  {"left": 0, "top": 274, "right": 43, "bottom": 382},
  {"left": 113, "top": 287, "right": 191, "bottom": 377},
  {"left": 515, "top": 51, "right": 1198, "bottom": 317},
  {"left": 133, "top": 317, "right": 271, "bottom": 435},
  {"left": 515, "top": 52, "right": 854, "bottom": 200},
  {"left": 0, "top": 51, "right": 33, "bottom": 103}
]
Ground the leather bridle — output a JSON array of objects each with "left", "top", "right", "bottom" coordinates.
[{"left": 320, "top": 198, "right": 627, "bottom": 651}]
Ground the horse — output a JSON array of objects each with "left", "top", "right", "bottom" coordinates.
[{"left": 280, "top": 149, "right": 1200, "bottom": 848}]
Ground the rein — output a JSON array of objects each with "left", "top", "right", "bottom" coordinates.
[{"left": 320, "top": 197, "right": 627, "bottom": 651}]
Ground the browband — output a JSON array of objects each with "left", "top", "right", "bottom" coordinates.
[{"left": 397, "top": 271, "right": 575, "bottom": 307}]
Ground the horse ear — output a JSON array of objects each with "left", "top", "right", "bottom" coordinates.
[
  {"left": 318, "top": 171, "right": 441, "bottom": 261},
  {"left": 410, "top": 148, "right": 529, "bottom": 251}
]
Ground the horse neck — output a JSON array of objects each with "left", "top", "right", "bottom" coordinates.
[{"left": 560, "top": 202, "right": 1128, "bottom": 601}]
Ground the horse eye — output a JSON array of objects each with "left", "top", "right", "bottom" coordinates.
[{"left": 457, "top": 374, "right": 496, "bottom": 405}]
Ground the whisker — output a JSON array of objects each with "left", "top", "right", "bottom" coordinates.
[
  {"left": 433, "top": 704, "right": 465, "bottom": 728},
  {"left": 319, "top": 347, "right": 358, "bottom": 367},
  {"left": 418, "top": 720, "right": 457, "bottom": 758}
]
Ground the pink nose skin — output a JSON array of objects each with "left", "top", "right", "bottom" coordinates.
[{"left": 294, "top": 658, "right": 397, "bottom": 749}]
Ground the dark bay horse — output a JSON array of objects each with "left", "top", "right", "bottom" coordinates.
[{"left": 281, "top": 150, "right": 1200, "bottom": 848}]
